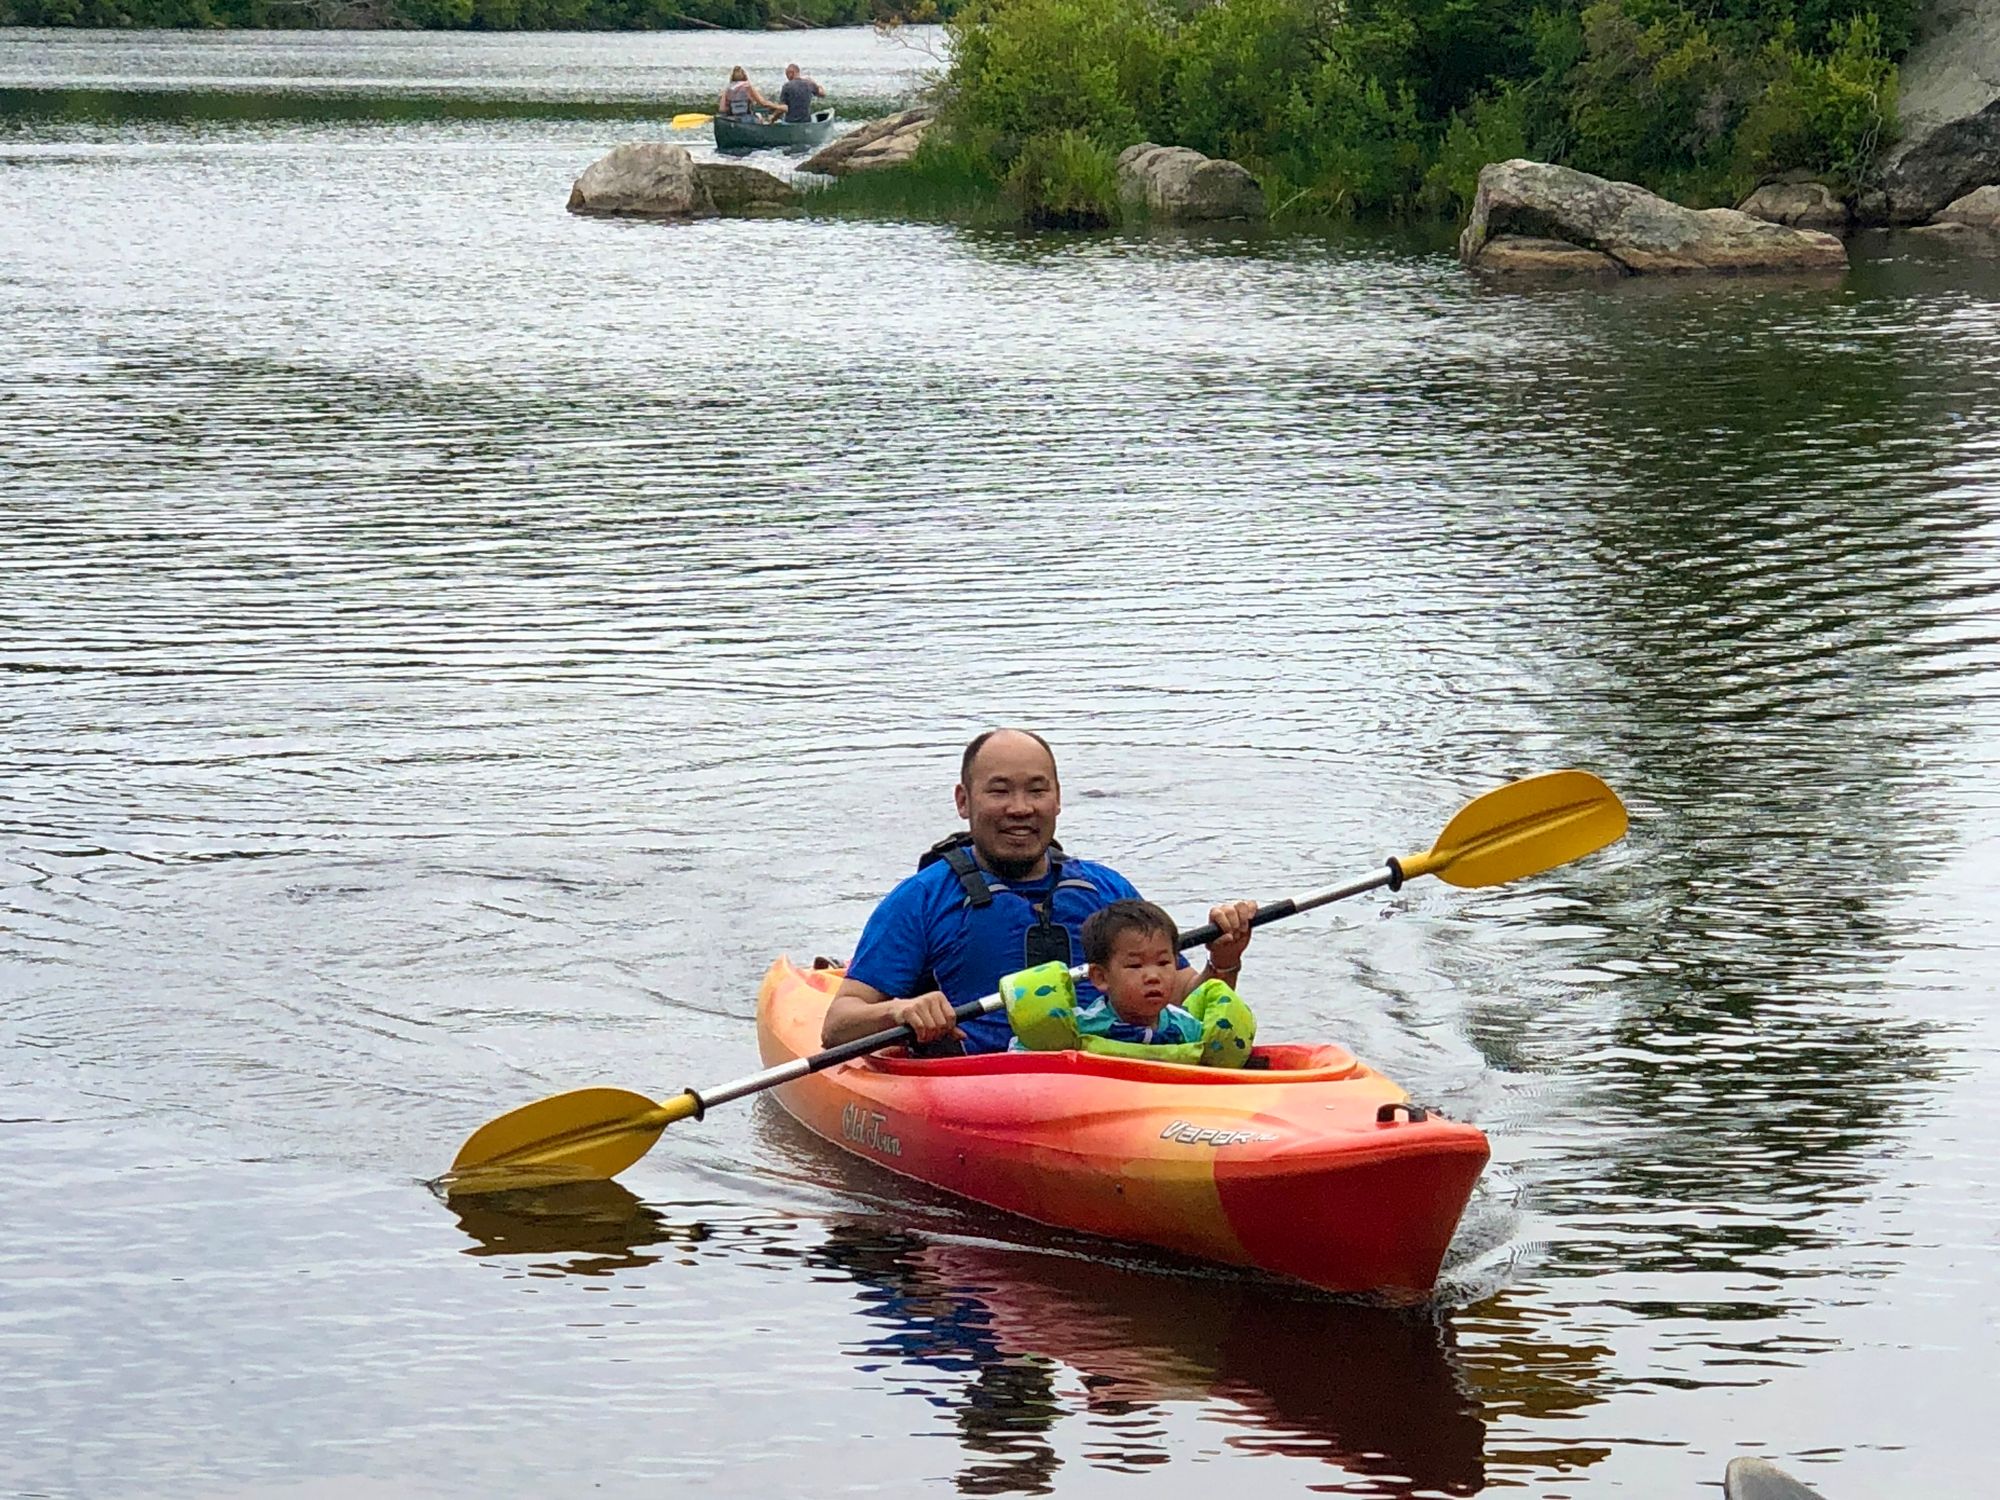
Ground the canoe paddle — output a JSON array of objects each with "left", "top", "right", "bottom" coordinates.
[
  {"left": 440, "top": 768, "right": 1627, "bottom": 1196},
  {"left": 670, "top": 112, "right": 714, "bottom": 129}
]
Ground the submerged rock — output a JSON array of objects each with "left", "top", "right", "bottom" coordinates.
[
  {"left": 1471, "top": 235, "right": 1625, "bottom": 277},
  {"left": 693, "top": 161, "right": 802, "bottom": 217},
  {"left": 568, "top": 143, "right": 716, "bottom": 220},
  {"left": 1736, "top": 175, "right": 1851, "bottom": 232},
  {"left": 1459, "top": 159, "right": 1847, "bottom": 276},
  {"left": 799, "top": 108, "right": 935, "bottom": 176},
  {"left": 1723, "top": 1456, "right": 1827, "bottom": 1500},
  {"left": 1115, "top": 143, "right": 1266, "bottom": 222}
]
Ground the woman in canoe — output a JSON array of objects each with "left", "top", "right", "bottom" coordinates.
[{"left": 717, "top": 66, "right": 781, "bottom": 125}]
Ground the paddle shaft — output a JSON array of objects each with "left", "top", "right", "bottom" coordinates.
[{"left": 686, "top": 861, "right": 1402, "bottom": 1114}]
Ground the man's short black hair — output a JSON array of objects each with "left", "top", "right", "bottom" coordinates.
[
  {"left": 960, "top": 727, "right": 1058, "bottom": 788},
  {"left": 1082, "top": 899, "right": 1178, "bottom": 967}
]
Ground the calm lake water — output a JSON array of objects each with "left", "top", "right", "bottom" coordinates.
[{"left": 5, "top": 25, "right": 2000, "bottom": 1500}]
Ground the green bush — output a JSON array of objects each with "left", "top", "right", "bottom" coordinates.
[
  {"left": 1421, "top": 85, "right": 1534, "bottom": 214},
  {"left": 940, "top": 0, "right": 1171, "bottom": 159},
  {"left": 1003, "top": 127, "right": 1123, "bottom": 227},
  {"left": 1736, "top": 14, "right": 1898, "bottom": 188}
]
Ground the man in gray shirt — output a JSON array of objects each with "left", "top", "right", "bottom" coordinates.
[{"left": 777, "top": 63, "right": 825, "bottom": 123}]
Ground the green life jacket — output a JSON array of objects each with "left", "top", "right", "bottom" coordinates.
[{"left": 1001, "top": 961, "right": 1256, "bottom": 1068}]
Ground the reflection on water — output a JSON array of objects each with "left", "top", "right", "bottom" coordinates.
[
  {"left": 5, "top": 24, "right": 2000, "bottom": 1500},
  {"left": 447, "top": 1179, "right": 1506, "bottom": 1496}
]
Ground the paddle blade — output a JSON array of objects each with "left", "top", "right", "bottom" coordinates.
[
  {"left": 670, "top": 112, "right": 713, "bottom": 129},
  {"left": 442, "top": 1087, "right": 696, "bottom": 1197},
  {"left": 1401, "top": 769, "right": 1627, "bottom": 889}
]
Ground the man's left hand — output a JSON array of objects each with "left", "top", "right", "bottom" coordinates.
[{"left": 1204, "top": 899, "right": 1258, "bottom": 975}]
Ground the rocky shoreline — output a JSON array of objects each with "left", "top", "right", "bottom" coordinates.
[{"left": 568, "top": 0, "right": 2000, "bottom": 280}]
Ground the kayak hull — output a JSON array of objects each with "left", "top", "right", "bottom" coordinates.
[
  {"left": 755, "top": 958, "right": 1491, "bottom": 1298},
  {"left": 713, "top": 109, "right": 836, "bottom": 151}
]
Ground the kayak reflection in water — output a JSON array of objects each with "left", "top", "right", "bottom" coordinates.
[
  {"left": 819, "top": 728, "right": 1260, "bottom": 1056},
  {"left": 808, "top": 1221, "right": 1488, "bottom": 1495}
]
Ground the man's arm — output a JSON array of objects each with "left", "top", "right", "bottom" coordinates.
[{"left": 823, "top": 975, "right": 959, "bottom": 1048}]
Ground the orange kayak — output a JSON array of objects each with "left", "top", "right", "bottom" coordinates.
[{"left": 756, "top": 957, "right": 1491, "bottom": 1298}]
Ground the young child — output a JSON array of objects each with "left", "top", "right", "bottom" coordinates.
[
  {"left": 1003, "top": 899, "right": 1255, "bottom": 1066},
  {"left": 1078, "top": 899, "right": 1203, "bottom": 1045}
]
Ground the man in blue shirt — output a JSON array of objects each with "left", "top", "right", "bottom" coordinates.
[{"left": 821, "top": 728, "right": 1256, "bottom": 1054}]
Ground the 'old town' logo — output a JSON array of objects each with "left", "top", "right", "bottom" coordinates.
[{"left": 841, "top": 1103, "right": 903, "bottom": 1157}]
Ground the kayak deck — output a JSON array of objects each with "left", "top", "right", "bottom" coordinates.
[{"left": 755, "top": 958, "right": 1490, "bottom": 1298}]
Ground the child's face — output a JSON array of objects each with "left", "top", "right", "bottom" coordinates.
[{"left": 1089, "top": 927, "right": 1178, "bottom": 1026}]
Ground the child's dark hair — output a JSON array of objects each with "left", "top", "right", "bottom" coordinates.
[{"left": 1082, "top": 899, "right": 1178, "bottom": 967}]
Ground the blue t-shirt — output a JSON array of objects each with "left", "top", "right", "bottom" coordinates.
[{"left": 848, "top": 854, "right": 1151, "bottom": 1054}]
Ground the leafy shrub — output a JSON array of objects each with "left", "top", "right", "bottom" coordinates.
[
  {"left": 941, "top": 0, "right": 1170, "bottom": 160},
  {"left": 1421, "top": 85, "right": 1534, "bottom": 215},
  {"left": 1003, "top": 127, "right": 1123, "bottom": 227},
  {"left": 1736, "top": 13, "right": 1898, "bottom": 188}
]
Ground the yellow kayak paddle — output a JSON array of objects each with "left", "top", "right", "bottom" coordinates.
[{"left": 440, "top": 768, "right": 1628, "bottom": 1197}]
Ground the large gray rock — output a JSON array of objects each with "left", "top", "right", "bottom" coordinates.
[
  {"left": 799, "top": 108, "right": 935, "bottom": 176},
  {"left": 1115, "top": 143, "right": 1266, "bottom": 221},
  {"left": 693, "top": 161, "right": 802, "bottom": 216},
  {"left": 1866, "top": 97, "right": 2000, "bottom": 222},
  {"left": 1894, "top": 0, "right": 2000, "bottom": 138},
  {"left": 1736, "top": 176, "right": 1850, "bottom": 232},
  {"left": 568, "top": 143, "right": 715, "bottom": 219},
  {"left": 1460, "top": 159, "right": 1848, "bottom": 275},
  {"left": 1861, "top": 1, "right": 2000, "bottom": 223}
]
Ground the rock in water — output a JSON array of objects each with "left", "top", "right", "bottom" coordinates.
[
  {"left": 1736, "top": 176, "right": 1851, "bottom": 232},
  {"left": 1467, "top": 235, "right": 1625, "bottom": 276},
  {"left": 1459, "top": 159, "right": 1847, "bottom": 276},
  {"left": 693, "top": 161, "right": 802, "bottom": 217},
  {"left": 1723, "top": 1457, "right": 1829, "bottom": 1500},
  {"left": 1115, "top": 144, "right": 1267, "bottom": 222},
  {"left": 1935, "top": 182, "right": 2000, "bottom": 229},
  {"left": 799, "top": 108, "right": 935, "bottom": 176},
  {"left": 568, "top": 143, "right": 716, "bottom": 220}
]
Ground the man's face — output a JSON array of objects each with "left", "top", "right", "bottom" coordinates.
[{"left": 954, "top": 733, "right": 1060, "bottom": 875}]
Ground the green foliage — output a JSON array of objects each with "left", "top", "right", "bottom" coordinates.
[
  {"left": 802, "top": 130, "right": 1008, "bottom": 222},
  {"left": 1736, "top": 13, "right": 1898, "bottom": 187},
  {"left": 940, "top": 0, "right": 1170, "bottom": 159},
  {"left": 908, "top": 0, "right": 1914, "bottom": 220},
  {"left": 1422, "top": 85, "right": 1533, "bottom": 214},
  {"left": 1003, "top": 127, "right": 1122, "bottom": 226}
]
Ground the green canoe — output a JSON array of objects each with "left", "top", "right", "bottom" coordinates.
[{"left": 713, "top": 108, "right": 836, "bottom": 152}]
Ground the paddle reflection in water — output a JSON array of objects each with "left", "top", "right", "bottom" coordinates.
[{"left": 445, "top": 1178, "right": 733, "bottom": 1277}]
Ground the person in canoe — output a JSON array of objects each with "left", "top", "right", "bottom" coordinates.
[
  {"left": 819, "top": 727, "right": 1257, "bottom": 1055},
  {"left": 776, "top": 62, "right": 825, "bottom": 124},
  {"left": 717, "top": 65, "right": 781, "bottom": 125},
  {"left": 1002, "top": 899, "right": 1256, "bottom": 1066}
]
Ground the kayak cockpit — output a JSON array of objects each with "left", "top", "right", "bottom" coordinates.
[{"left": 864, "top": 1041, "right": 1364, "bottom": 1084}]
